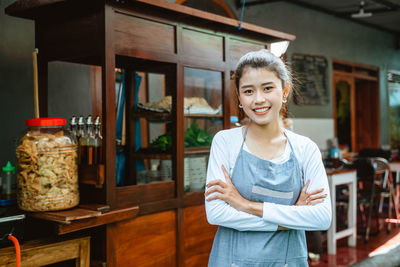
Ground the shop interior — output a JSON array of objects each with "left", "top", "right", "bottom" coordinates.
[{"left": 1, "top": 0, "right": 400, "bottom": 266}]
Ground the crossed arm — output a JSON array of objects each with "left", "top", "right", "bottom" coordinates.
[
  {"left": 204, "top": 132, "right": 332, "bottom": 232},
  {"left": 206, "top": 165, "right": 326, "bottom": 231}
]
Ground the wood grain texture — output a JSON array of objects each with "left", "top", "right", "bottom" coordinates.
[
  {"left": 31, "top": 208, "right": 101, "bottom": 223},
  {"left": 108, "top": 210, "right": 177, "bottom": 267},
  {"left": 91, "top": 65, "right": 103, "bottom": 123},
  {"left": 79, "top": 164, "right": 105, "bottom": 188},
  {"left": 104, "top": 4, "right": 117, "bottom": 208},
  {"left": 79, "top": 203, "right": 110, "bottom": 213},
  {"left": 0, "top": 237, "right": 90, "bottom": 267},
  {"left": 228, "top": 37, "right": 266, "bottom": 66},
  {"left": 114, "top": 12, "right": 176, "bottom": 57},
  {"left": 184, "top": 191, "right": 205, "bottom": 207},
  {"left": 181, "top": 28, "right": 224, "bottom": 61},
  {"left": 134, "top": 0, "right": 295, "bottom": 41},
  {"left": 115, "top": 181, "right": 175, "bottom": 208},
  {"left": 183, "top": 205, "right": 217, "bottom": 267},
  {"left": 6, "top": 0, "right": 295, "bottom": 42},
  {"left": 38, "top": 11, "right": 103, "bottom": 62},
  {"left": 57, "top": 206, "right": 139, "bottom": 235},
  {"left": 355, "top": 79, "right": 380, "bottom": 150}
]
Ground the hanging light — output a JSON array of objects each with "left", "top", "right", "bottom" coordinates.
[{"left": 351, "top": 0, "right": 372, "bottom": 18}]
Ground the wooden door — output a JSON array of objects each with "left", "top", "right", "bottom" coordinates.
[
  {"left": 333, "top": 73, "right": 380, "bottom": 152},
  {"left": 354, "top": 79, "right": 380, "bottom": 151}
]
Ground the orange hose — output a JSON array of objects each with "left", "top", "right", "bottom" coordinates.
[{"left": 8, "top": 234, "right": 21, "bottom": 267}]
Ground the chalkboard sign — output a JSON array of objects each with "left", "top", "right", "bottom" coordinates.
[{"left": 291, "top": 54, "right": 329, "bottom": 105}]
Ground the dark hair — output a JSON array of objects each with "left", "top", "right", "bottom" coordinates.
[{"left": 234, "top": 49, "right": 294, "bottom": 119}]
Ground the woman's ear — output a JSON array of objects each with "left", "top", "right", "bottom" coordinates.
[{"left": 283, "top": 82, "right": 291, "bottom": 98}]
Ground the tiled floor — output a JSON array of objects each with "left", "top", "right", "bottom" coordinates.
[{"left": 309, "top": 222, "right": 400, "bottom": 266}]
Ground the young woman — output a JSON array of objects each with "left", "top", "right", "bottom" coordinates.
[{"left": 205, "top": 49, "right": 332, "bottom": 267}]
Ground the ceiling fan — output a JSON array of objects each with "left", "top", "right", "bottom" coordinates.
[{"left": 351, "top": 0, "right": 372, "bottom": 18}]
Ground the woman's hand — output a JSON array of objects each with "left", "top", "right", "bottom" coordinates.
[
  {"left": 205, "top": 165, "right": 252, "bottom": 213},
  {"left": 296, "top": 179, "right": 326, "bottom": 206}
]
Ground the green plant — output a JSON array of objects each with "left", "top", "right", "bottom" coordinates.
[
  {"left": 184, "top": 120, "right": 213, "bottom": 147},
  {"left": 149, "top": 132, "right": 172, "bottom": 151}
]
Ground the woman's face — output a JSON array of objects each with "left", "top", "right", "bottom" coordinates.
[{"left": 238, "top": 67, "right": 288, "bottom": 126}]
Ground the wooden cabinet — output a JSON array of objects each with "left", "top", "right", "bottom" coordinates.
[{"left": 6, "top": 1, "right": 295, "bottom": 266}]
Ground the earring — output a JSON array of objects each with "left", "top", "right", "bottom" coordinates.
[
  {"left": 282, "top": 99, "right": 287, "bottom": 103},
  {"left": 239, "top": 104, "right": 243, "bottom": 108}
]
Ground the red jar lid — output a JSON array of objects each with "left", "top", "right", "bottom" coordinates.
[{"left": 26, "top": 118, "right": 66, "bottom": 127}]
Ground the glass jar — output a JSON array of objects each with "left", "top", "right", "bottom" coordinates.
[{"left": 16, "top": 118, "right": 79, "bottom": 211}]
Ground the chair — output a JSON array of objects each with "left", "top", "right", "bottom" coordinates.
[{"left": 353, "top": 157, "right": 397, "bottom": 242}]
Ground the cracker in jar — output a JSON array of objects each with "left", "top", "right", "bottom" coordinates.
[{"left": 16, "top": 130, "right": 78, "bottom": 211}]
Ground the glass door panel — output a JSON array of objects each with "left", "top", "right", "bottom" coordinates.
[
  {"left": 183, "top": 67, "right": 223, "bottom": 192},
  {"left": 335, "top": 80, "right": 352, "bottom": 151},
  {"left": 116, "top": 58, "right": 176, "bottom": 188}
]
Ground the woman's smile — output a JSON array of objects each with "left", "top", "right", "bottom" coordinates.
[{"left": 253, "top": 106, "right": 271, "bottom": 115}]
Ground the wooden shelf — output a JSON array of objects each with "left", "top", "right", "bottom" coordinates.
[
  {"left": 132, "top": 109, "right": 172, "bottom": 121},
  {"left": 31, "top": 208, "right": 102, "bottom": 224},
  {"left": 132, "top": 148, "right": 172, "bottom": 159},
  {"left": 184, "top": 113, "right": 223, "bottom": 118},
  {"left": 184, "top": 147, "right": 210, "bottom": 154},
  {"left": 30, "top": 206, "right": 139, "bottom": 235}
]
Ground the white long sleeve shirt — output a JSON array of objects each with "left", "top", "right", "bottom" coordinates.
[{"left": 205, "top": 127, "right": 332, "bottom": 232}]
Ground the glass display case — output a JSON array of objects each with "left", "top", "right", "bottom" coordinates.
[
  {"left": 183, "top": 67, "right": 223, "bottom": 192},
  {"left": 116, "top": 57, "right": 177, "bottom": 196}
]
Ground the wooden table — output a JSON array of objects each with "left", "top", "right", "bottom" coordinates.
[
  {"left": 326, "top": 169, "right": 357, "bottom": 255},
  {"left": 390, "top": 161, "right": 400, "bottom": 207}
]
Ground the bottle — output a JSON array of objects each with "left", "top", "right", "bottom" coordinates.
[
  {"left": 70, "top": 116, "right": 78, "bottom": 144},
  {"left": 80, "top": 116, "right": 93, "bottom": 165},
  {"left": 86, "top": 115, "right": 95, "bottom": 165},
  {"left": 328, "top": 138, "right": 341, "bottom": 169},
  {"left": 77, "top": 116, "right": 86, "bottom": 164},
  {"left": 93, "top": 116, "right": 103, "bottom": 164},
  {"left": 1, "top": 161, "right": 16, "bottom": 200},
  {"left": 77, "top": 116, "right": 85, "bottom": 140}
]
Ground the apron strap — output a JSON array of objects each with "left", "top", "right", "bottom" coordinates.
[
  {"left": 283, "top": 129, "right": 295, "bottom": 152},
  {"left": 283, "top": 129, "right": 304, "bottom": 187},
  {"left": 240, "top": 126, "right": 249, "bottom": 150}
]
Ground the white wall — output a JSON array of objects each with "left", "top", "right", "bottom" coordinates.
[{"left": 291, "top": 118, "right": 334, "bottom": 150}]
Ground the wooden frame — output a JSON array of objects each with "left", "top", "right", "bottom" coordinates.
[{"left": 332, "top": 59, "right": 380, "bottom": 152}]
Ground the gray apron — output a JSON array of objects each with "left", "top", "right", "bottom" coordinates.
[{"left": 208, "top": 127, "right": 308, "bottom": 267}]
